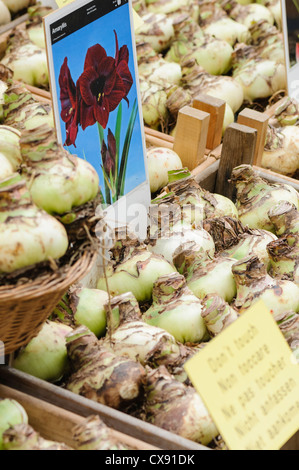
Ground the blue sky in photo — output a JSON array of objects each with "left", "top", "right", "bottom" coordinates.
[{"left": 51, "top": 3, "right": 146, "bottom": 199}]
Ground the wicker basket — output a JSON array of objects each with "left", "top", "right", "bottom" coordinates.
[
  {"left": 0, "top": 193, "right": 103, "bottom": 356},
  {"left": 0, "top": 243, "right": 98, "bottom": 355}
]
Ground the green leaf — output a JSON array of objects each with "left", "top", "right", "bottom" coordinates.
[
  {"left": 98, "top": 124, "right": 111, "bottom": 205},
  {"left": 100, "top": 165, "right": 113, "bottom": 206},
  {"left": 114, "top": 103, "right": 122, "bottom": 183},
  {"left": 151, "top": 191, "right": 176, "bottom": 205},
  {"left": 167, "top": 168, "right": 191, "bottom": 183},
  {"left": 117, "top": 99, "right": 138, "bottom": 198}
]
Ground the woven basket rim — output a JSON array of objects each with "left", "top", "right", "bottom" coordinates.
[{"left": 0, "top": 246, "right": 98, "bottom": 301}]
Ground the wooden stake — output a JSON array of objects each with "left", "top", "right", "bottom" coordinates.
[
  {"left": 237, "top": 108, "right": 269, "bottom": 167},
  {"left": 192, "top": 94, "right": 225, "bottom": 150},
  {"left": 215, "top": 123, "right": 257, "bottom": 200},
  {"left": 173, "top": 106, "right": 210, "bottom": 170}
]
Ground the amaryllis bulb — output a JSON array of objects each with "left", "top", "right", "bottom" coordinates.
[
  {"left": 276, "top": 311, "right": 299, "bottom": 362},
  {"left": 268, "top": 96, "right": 299, "bottom": 127},
  {"left": 218, "top": 229, "right": 277, "bottom": 267},
  {"left": 12, "top": 320, "right": 73, "bottom": 382},
  {"left": 268, "top": 202, "right": 299, "bottom": 237},
  {"left": 142, "top": 272, "right": 209, "bottom": 344},
  {"left": 228, "top": 1, "right": 275, "bottom": 28},
  {"left": 2, "top": 423, "right": 72, "bottom": 450},
  {"left": 267, "top": 234, "right": 299, "bottom": 285},
  {"left": 0, "top": 399, "right": 28, "bottom": 450},
  {"left": 147, "top": 147, "right": 183, "bottom": 193},
  {"left": 26, "top": 20, "right": 45, "bottom": 49},
  {"left": 0, "top": 1, "right": 11, "bottom": 25},
  {"left": 173, "top": 242, "right": 237, "bottom": 303},
  {"left": 0, "top": 125, "right": 22, "bottom": 170},
  {"left": 97, "top": 247, "right": 176, "bottom": 302},
  {"left": 102, "top": 292, "right": 183, "bottom": 369},
  {"left": 230, "top": 164, "right": 299, "bottom": 232},
  {"left": 148, "top": 225, "right": 215, "bottom": 264},
  {"left": 1, "top": 34, "right": 49, "bottom": 88},
  {"left": 201, "top": 293, "right": 239, "bottom": 336},
  {"left": 0, "top": 153, "right": 14, "bottom": 179},
  {"left": 181, "top": 34, "right": 233, "bottom": 76},
  {"left": 135, "top": 12, "right": 175, "bottom": 53},
  {"left": 143, "top": 366, "right": 219, "bottom": 445},
  {"left": 65, "top": 326, "right": 146, "bottom": 411},
  {"left": 233, "top": 59, "right": 286, "bottom": 102},
  {"left": 262, "top": 125, "right": 299, "bottom": 176},
  {"left": 0, "top": 175, "right": 69, "bottom": 273},
  {"left": 203, "top": 17, "right": 250, "bottom": 46},
  {"left": 68, "top": 287, "right": 109, "bottom": 338},
  {"left": 72, "top": 415, "right": 128, "bottom": 451},
  {"left": 232, "top": 255, "right": 299, "bottom": 320},
  {"left": 139, "top": 78, "right": 168, "bottom": 129}
]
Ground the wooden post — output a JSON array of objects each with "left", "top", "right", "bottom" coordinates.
[
  {"left": 237, "top": 108, "right": 269, "bottom": 167},
  {"left": 173, "top": 106, "right": 210, "bottom": 170},
  {"left": 215, "top": 123, "right": 257, "bottom": 200},
  {"left": 192, "top": 94, "right": 225, "bottom": 150}
]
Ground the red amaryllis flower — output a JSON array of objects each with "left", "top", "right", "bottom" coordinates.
[
  {"left": 101, "top": 128, "right": 117, "bottom": 176},
  {"left": 78, "top": 30, "right": 133, "bottom": 130},
  {"left": 59, "top": 57, "right": 80, "bottom": 147}
]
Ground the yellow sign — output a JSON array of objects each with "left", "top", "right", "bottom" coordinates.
[
  {"left": 184, "top": 300, "right": 299, "bottom": 450},
  {"left": 55, "top": 0, "right": 74, "bottom": 7},
  {"left": 55, "top": 0, "right": 144, "bottom": 30}
]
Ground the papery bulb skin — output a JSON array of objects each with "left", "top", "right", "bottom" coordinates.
[
  {"left": 230, "top": 164, "right": 299, "bottom": 232},
  {"left": 232, "top": 255, "right": 299, "bottom": 319}
]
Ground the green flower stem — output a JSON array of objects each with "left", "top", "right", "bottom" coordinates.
[
  {"left": 98, "top": 123, "right": 111, "bottom": 206},
  {"left": 114, "top": 103, "right": 122, "bottom": 192}
]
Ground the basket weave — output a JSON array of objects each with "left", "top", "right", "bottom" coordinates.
[{"left": 0, "top": 244, "right": 98, "bottom": 355}]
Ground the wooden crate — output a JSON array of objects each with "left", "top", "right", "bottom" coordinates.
[
  {"left": 0, "top": 366, "right": 210, "bottom": 451},
  {"left": 0, "top": 382, "right": 159, "bottom": 450},
  {"left": 144, "top": 97, "right": 299, "bottom": 194},
  {"left": 0, "top": 13, "right": 29, "bottom": 36},
  {"left": 20, "top": 66, "right": 298, "bottom": 192},
  {"left": 0, "top": 12, "right": 297, "bottom": 188},
  {"left": 1, "top": 73, "right": 298, "bottom": 453}
]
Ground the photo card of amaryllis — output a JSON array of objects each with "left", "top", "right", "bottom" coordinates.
[
  {"left": 281, "top": 0, "right": 299, "bottom": 102},
  {"left": 43, "top": 0, "right": 150, "bottom": 235}
]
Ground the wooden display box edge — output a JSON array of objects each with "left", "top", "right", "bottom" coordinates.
[
  {"left": 0, "top": 382, "right": 159, "bottom": 450},
  {"left": 0, "top": 366, "right": 210, "bottom": 451}
]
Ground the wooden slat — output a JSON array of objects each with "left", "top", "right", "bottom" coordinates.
[
  {"left": 214, "top": 123, "right": 257, "bottom": 199},
  {"left": 173, "top": 106, "right": 210, "bottom": 170},
  {"left": 0, "top": 384, "right": 159, "bottom": 450},
  {"left": 194, "top": 159, "right": 220, "bottom": 192},
  {"left": 0, "top": 367, "right": 209, "bottom": 451},
  {"left": 145, "top": 134, "right": 173, "bottom": 150},
  {"left": 237, "top": 108, "right": 269, "bottom": 167},
  {"left": 26, "top": 84, "right": 52, "bottom": 102},
  {"left": 192, "top": 94, "right": 225, "bottom": 150},
  {"left": 26, "top": 85, "right": 298, "bottom": 192},
  {"left": 0, "top": 14, "right": 29, "bottom": 36},
  {"left": 144, "top": 126, "right": 174, "bottom": 144},
  {"left": 191, "top": 156, "right": 217, "bottom": 179},
  {"left": 254, "top": 166, "right": 299, "bottom": 191}
]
